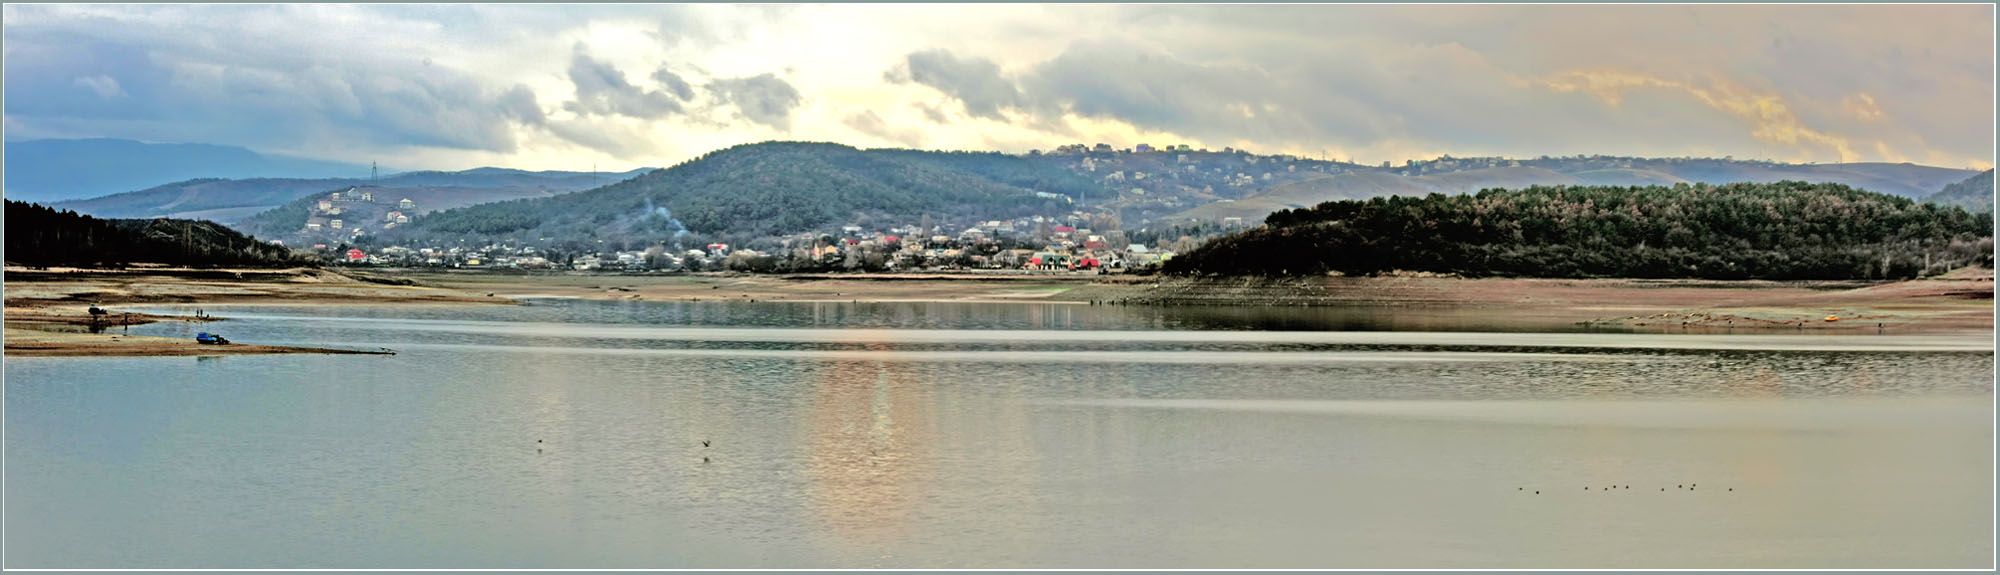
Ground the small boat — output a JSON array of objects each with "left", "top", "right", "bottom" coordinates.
[
  {"left": 195, "top": 332, "right": 231, "bottom": 345},
  {"left": 1824, "top": 315, "right": 1840, "bottom": 322}
]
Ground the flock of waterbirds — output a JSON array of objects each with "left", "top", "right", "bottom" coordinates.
[{"left": 1519, "top": 483, "right": 1732, "bottom": 495}]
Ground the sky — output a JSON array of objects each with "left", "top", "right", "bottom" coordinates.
[{"left": 3, "top": 4, "right": 1994, "bottom": 172}]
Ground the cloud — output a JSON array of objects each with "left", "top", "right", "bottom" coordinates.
[
  {"left": 1, "top": 4, "right": 1988, "bottom": 171},
  {"left": 653, "top": 5, "right": 796, "bottom": 49},
  {"left": 495, "top": 84, "right": 546, "bottom": 126},
  {"left": 705, "top": 73, "right": 801, "bottom": 131},
  {"left": 1541, "top": 69, "right": 1861, "bottom": 162},
  {"left": 2, "top": 5, "right": 558, "bottom": 157},
  {"left": 72, "top": 75, "right": 126, "bottom": 99},
  {"left": 885, "top": 41, "right": 1433, "bottom": 153},
  {"left": 911, "top": 101, "right": 950, "bottom": 124},
  {"left": 652, "top": 67, "right": 695, "bottom": 101},
  {"left": 563, "top": 45, "right": 685, "bottom": 119},
  {"left": 540, "top": 116, "right": 664, "bottom": 159},
  {"left": 887, "top": 49, "right": 1024, "bottom": 121},
  {"left": 1842, "top": 93, "right": 1884, "bottom": 122},
  {"left": 841, "top": 109, "right": 925, "bottom": 147},
  {"left": 887, "top": 20, "right": 1984, "bottom": 166}
]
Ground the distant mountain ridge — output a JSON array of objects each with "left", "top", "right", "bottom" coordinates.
[
  {"left": 1926, "top": 169, "right": 1995, "bottom": 213},
  {"left": 3, "top": 138, "right": 371, "bottom": 202},
  {"left": 13, "top": 137, "right": 1985, "bottom": 246},
  {"left": 49, "top": 166, "right": 654, "bottom": 223},
  {"left": 369, "top": 142, "right": 1989, "bottom": 246}
]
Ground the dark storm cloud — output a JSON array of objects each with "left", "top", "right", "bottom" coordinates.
[{"left": 705, "top": 73, "right": 802, "bottom": 131}]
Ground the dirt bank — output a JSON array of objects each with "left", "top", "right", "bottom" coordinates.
[
  {"left": 4, "top": 266, "right": 496, "bottom": 357},
  {"left": 3, "top": 327, "right": 393, "bottom": 357},
  {"left": 1081, "top": 271, "right": 1991, "bottom": 333},
  {"left": 4, "top": 266, "right": 515, "bottom": 307},
  {"left": 1575, "top": 267, "right": 1995, "bottom": 332},
  {"left": 404, "top": 268, "right": 1992, "bottom": 333},
  {"left": 10, "top": 267, "right": 1986, "bottom": 348}
]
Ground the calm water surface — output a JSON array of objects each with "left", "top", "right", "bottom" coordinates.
[{"left": 5, "top": 299, "right": 1993, "bottom": 568}]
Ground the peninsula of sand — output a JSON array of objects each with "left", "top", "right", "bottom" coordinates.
[{"left": 4, "top": 267, "right": 510, "bottom": 357}]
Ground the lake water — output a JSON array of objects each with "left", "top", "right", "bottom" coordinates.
[{"left": 5, "top": 299, "right": 1993, "bottom": 568}]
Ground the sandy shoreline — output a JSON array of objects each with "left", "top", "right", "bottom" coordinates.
[
  {"left": 401, "top": 268, "right": 1995, "bottom": 333},
  {"left": 6, "top": 266, "right": 1992, "bottom": 357},
  {"left": 5, "top": 266, "right": 500, "bottom": 357},
  {"left": 2, "top": 327, "right": 395, "bottom": 357}
]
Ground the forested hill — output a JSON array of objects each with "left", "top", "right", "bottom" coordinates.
[
  {"left": 4, "top": 200, "right": 309, "bottom": 268},
  {"left": 399, "top": 142, "right": 1100, "bottom": 242},
  {"left": 1165, "top": 182, "right": 1993, "bottom": 280},
  {"left": 1928, "top": 169, "right": 1995, "bottom": 213}
]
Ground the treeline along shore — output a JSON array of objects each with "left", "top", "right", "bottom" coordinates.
[{"left": 1165, "top": 181, "right": 1992, "bottom": 280}]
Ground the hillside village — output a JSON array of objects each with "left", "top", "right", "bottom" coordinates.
[
  {"left": 238, "top": 142, "right": 1989, "bottom": 276},
  {"left": 297, "top": 187, "right": 419, "bottom": 244},
  {"left": 302, "top": 143, "right": 1308, "bottom": 273},
  {"left": 333, "top": 207, "right": 1227, "bottom": 274}
]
